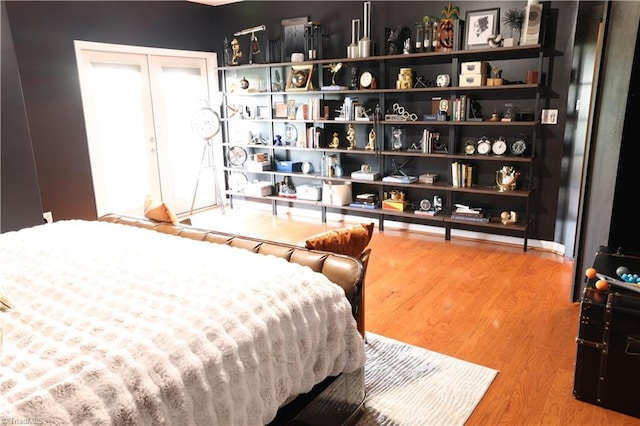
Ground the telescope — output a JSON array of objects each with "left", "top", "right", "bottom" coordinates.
[
  {"left": 233, "top": 25, "right": 266, "bottom": 64},
  {"left": 234, "top": 25, "right": 266, "bottom": 37}
]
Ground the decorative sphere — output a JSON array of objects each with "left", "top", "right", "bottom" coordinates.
[
  {"left": 616, "top": 266, "right": 631, "bottom": 278},
  {"left": 595, "top": 279, "right": 609, "bottom": 291}
]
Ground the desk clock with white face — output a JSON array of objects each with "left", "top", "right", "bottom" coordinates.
[
  {"left": 477, "top": 136, "right": 491, "bottom": 155},
  {"left": 492, "top": 137, "right": 508, "bottom": 155}
]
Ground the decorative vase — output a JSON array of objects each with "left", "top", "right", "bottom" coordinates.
[
  {"left": 347, "top": 19, "right": 360, "bottom": 58},
  {"left": 358, "top": 1, "right": 373, "bottom": 57}
]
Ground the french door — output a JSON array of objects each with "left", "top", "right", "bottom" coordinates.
[{"left": 74, "top": 41, "right": 220, "bottom": 218}]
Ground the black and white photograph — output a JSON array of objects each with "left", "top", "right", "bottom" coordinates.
[{"left": 465, "top": 8, "right": 499, "bottom": 49}]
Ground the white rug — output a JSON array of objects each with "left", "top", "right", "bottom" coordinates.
[{"left": 356, "top": 333, "right": 498, "bottom": 426}]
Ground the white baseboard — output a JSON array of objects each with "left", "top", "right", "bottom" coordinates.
[{"left": 226, "top": 199, "right": 566, "bottom": 256}]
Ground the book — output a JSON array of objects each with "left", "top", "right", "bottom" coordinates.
[
  {"left": 453, "top": 210, "right": 484, "bottom": 217},
  {"left": 414, "top": 209, "right": 440, "bottom": 216},
  {"left": 382, "top": 175, "right": 417, "bottom": 184},
  {"left": 356, "top": 193, "right": 379, "bottom": 202},
  {"left": 349, "top": 202, "right": 379, "bottom": 209},
  {"left": 351, "top": 171, "right": 380, "bottom": 181},
  {"left": 450, "top": 214, "right": 490, "bottom": 223}
]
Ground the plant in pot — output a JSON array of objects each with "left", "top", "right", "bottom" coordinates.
[{"left": 502, "top": 8, "right": 524, "bottom": 47}]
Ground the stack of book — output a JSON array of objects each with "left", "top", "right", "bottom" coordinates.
[
  {"left": 415, "top": 208, "right": 440, "bottom": 216},
  {"left": 450, "top": 205, "right": 490, "bottom": 223},
  {"left": 451, "top": 161, "right": 474, "bottom": 188},
  {"left": 382, "top": 174, "right": 417, "bottom": 184},
  {"left": 349, "top": 193, "right": 380, "bottom": 209}
]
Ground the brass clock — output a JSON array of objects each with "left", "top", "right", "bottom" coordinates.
[{"left": 464, "top": 139, "right": 476, "bottom": 155}]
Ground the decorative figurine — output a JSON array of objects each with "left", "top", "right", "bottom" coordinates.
[
  {"left": 496, "top": 166, "right": 520, "bottom": 191},
  {"left": 366, "top": 129, "right": 376, "bottom": 150},
  {"left": 346, "top": 124, "right": 356, "bottom": 150},
  {"left": 329, "top": 132, "right": 340, "bottom": 148},
  {"left": 231, "top": 38, "right": 243, "bottom": 65}
]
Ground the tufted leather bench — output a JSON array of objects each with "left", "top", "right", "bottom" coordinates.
[{"left": 98, "top": 214, "right": 365, "bottom": 335}]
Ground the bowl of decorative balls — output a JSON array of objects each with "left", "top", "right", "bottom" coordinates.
[{"left": 585, "top": 265, "right": 640, "bottom": 293}]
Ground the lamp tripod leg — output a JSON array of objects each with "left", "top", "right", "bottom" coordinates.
[
  {"left": 190, "top": 140, "right": 225, "bottom": 216},
  {"left": 208, "top": 141, "right": 225, "bottom": 214},
  {"left": 189, "top": 142, "right": 209, "bottom": 216}
]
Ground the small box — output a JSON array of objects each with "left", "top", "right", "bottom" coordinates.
[
  {"left": 419, "top": 173, "right": 439, "bottom": 184},
  {"left": 322, "top": 182, "right": 352, "bottom": 206},
  {"left": 245, "top": 181, "right": 272, "bottom": 197},
  {"left": 246, "top": 161, "right": 271, "bottom": 172},
  {"left": 461, "top": 61, "right": 488, "bottom": 75},
  {"left": 350, "top": 171, "right": 380, "bottom": 181},
  {"left": 459, "top": 73, "right": 487, "bottom": 87},
  {"left": 275, "top": 161, "right": 302, "bottom": 173},
  {"left": 382, "top": 199, "right": 407, "bottom": 211},
  {"left": 297, "top": 184, "right": 322, "bottom": 201}
]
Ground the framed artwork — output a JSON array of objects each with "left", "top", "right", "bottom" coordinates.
[
  {"left": 281, "top": 16, "right": 309, "bottom": 62},
  {"left": 465, "top": 8, "right": 500, "bottom": 49},
  {"left": 286, "top": 65, "right": 314, "bottom": 91}
]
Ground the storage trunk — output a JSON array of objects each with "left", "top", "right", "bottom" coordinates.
[{"left": 573, "top": 248, "right": 640, "bottom": 419}]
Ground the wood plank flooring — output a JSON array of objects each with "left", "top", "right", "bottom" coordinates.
[{"left": 188, "top": 206, "right": 639, "bottom": 425}]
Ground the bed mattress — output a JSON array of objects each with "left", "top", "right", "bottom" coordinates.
[{"left": 0, "top": 220, "right": 365, "bottom": 425}]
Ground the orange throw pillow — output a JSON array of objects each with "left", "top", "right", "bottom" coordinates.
[
  {"left": 144, "top": 196, "right": 178, "bottom": 224},
  {"left": 305, "top": 223, "right": 374, "bottom": 258}
]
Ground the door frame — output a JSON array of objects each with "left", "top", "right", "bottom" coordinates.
[{"left": 74, "top": 40, "right": 221, "bottom": 217}]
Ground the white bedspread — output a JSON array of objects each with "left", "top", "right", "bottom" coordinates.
[{"left": 0, "top": 220, "right": 365, "bottom": 425}]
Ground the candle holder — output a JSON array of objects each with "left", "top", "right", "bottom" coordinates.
[
  {"left": 414, "top": 22, "right": 424, "bottom": 53},
  {"left": 304, "top": 21, "right": 321, "bottom": 60}
]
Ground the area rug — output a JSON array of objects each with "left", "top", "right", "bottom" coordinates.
[{"left": 356, "top": 333, "right": 498, "bottom": 426}]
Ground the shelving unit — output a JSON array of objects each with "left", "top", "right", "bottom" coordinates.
[{"left": 218, "top": 44, "right": 546, "bottom": 251}]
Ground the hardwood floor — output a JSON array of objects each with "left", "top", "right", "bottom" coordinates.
[{"left": 189, "top": 206, "right": 639, "bottom": 425}]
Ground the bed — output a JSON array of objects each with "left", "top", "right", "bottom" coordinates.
[{"left": 0, "top": 214, "right": 367, "bottom": 425}]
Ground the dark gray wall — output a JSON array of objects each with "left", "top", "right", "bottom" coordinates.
[
  {"left": 4, "top": 0, "right": 222, "bottom": 221},
  {"left": 4, "top": 0, "right": 573, "bottom": 243},
  {"left": 1, "top": 0, "right": 43, "bottom": 232},
  {"left": 571, "top": 1, "right": 640, "bottom": 300}
]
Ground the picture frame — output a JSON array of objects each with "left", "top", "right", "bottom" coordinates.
[
  {"left": 286, "top": 64, "right": 314, "bottom": 92},
  {"left": 465, "top": 8, "right": 500, "bottom": 49},
  {"left": 281, "top": 16, "right": 309, "bottom": 62}
]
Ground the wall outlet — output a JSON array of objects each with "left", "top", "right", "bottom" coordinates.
[{"left": 43, "top": 211, "right": 53, "bottom": 224}]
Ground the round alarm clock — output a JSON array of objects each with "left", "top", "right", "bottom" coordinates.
[
  {"left": 419, "top": 199, "right": 432, "bottom": 211},
  {"left": 464, "top": 139, "right": 476, "bottom": 155},
  {"left": 227, "top": 172, "right": 248, "bottom": 192},
  {"left": 492, "top": 137, "right": 508, "bottom": 155},
  {"left": 511, "top": 138, "right": 527, "bottom": 155},
  {"left": 226, "top": 146, "right": 248, "bottom": 167},
  {"left": 301, "top": 161, "right": 313, "bottom": 174},
  {"left": 477, "top": 136, "right": 491, "bottom": 155},
  {"left": 359, "top": 71, "right": 376, "bottom": 89}
]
